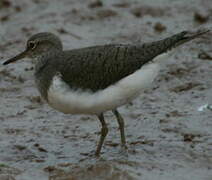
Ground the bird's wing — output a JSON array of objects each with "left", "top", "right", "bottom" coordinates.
[
  {"left": 59, "top": 44, "right": 150, "bottom": 91},
  {"left": 58, "top": 28, "right": 209, "bottom": 91}
]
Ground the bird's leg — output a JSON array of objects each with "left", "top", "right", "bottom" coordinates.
[
  {"left": 95, "top": 113, "right": 108, "bottom": 156},
  {"left": 112, "top": 109, "right": 127, "bottom": 149}
]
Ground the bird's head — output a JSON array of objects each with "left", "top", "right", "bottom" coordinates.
[{"left": 3, "top": 32, "right": 63, "bottom": 65}]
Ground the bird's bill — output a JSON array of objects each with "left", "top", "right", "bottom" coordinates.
[{"left": 3, "top": 50, "right": 28, "bottom": 65}]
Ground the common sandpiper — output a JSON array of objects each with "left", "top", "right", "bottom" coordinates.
[{"left": 3, "top": 28, "right": 209, "bottom": 156}]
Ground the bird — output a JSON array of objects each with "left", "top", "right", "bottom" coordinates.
[{"left": 3, "top": 28, "right": 209, "bottom": 156}]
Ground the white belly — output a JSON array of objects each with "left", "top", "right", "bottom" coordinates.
[{"left": 47, "top": 62, "right": 160, "bottom": 115}]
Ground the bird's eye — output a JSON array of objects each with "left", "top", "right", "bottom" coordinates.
[{"left": 28, "top": 41, "right": 36, "bottom": 49}]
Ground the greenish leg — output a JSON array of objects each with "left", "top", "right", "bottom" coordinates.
[
  {"left": 112, "top": 109, "right": 127, "bottom": 149},
  {"left": 95, "top": 113, "right": 108, "bottom": 156}
]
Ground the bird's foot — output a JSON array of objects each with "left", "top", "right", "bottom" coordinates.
[
  {"left": 119, "top": 144, "right": 128, "bottom": 156},
  {"left": 80, "top": 150, "right": 105, "bottom": 160}
]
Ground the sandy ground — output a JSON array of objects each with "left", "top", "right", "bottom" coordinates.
[{"left": 0, "top": 0, "right": 212, "bottom": 179}]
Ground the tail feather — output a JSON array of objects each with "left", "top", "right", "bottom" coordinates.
[
  {"left": 173, "top": 28, "right": 210, "bottom": 48},
  {"left": 140, "top": 27, "right": 210, "bottom": 64}
]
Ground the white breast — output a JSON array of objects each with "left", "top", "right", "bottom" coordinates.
[{"left": 47, "top": 61, "right": 160, "bottom": 115}]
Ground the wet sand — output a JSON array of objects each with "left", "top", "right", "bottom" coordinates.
[{"left": 0, "top": 0, "right": 212, "bottom": 179}]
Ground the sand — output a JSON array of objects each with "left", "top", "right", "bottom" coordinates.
[{"left": 0, "top": 0, "right": 211, "bottom": 179}]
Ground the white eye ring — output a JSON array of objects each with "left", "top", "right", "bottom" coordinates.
[{"left": 28, "top": 41, "right": 36, "bottom": 49}]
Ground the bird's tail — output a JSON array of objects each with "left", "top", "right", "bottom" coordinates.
[
  {"left": 140, "top": 28, "right": 210, "bottom": 64},
  {"left": 171, "top": 28, "right": 210, "bottom": 48}
]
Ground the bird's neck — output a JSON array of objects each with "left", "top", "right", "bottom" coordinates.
[
  {"left": 33, "top": 50, "right": 61, "bottom": 101},
  {"left": 33, "top": 50, "right": 60, "bottom": 74}
]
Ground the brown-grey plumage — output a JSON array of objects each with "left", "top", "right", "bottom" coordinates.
[
  {"left": 31, "top": 29, "right": 209, "bottom": 100},
  {"left": 3, "top": 28, "right": 209, "bottom": 156}
]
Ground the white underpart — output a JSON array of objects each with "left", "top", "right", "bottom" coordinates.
[{"left": 48, "top": 52, "right": 171, "bottom": 115}]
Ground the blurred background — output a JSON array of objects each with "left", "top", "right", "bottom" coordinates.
[{"left": 0, "top": 0, "right": 211, "bottom": 180}]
